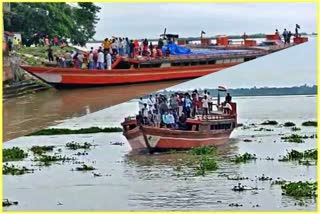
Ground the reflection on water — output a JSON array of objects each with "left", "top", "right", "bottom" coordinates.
[
  {"left": 3, "top": 95, "right": 316, "bottom": 211},
  {"left": 3, "top": 80, "right": 185, "bottom": 142}
]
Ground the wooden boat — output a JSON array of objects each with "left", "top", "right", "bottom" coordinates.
[
  {"left": 121, "top": 102, "right": 237, "bottom": 153},
  {"left": 20, "top": 48, "right": 267, "bottom": 89}
]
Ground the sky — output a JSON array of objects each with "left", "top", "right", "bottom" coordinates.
[
  {"left": 94, "top": 3, "right": 316, "bottom": 40},
  {"left": 164, "top": 38, "right": 316, "bottom": 90}
]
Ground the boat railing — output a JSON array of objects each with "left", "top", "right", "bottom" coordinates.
[
  {"left": 133, "top": 49, "right": 267, "bottom": 63},
  {"left": 194, "top": 113, "right": 235, "bottom": 121}
]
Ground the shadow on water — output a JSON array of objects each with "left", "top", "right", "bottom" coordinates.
[{"left": 3, "top": 80, "right": 186, "bottom": 142}]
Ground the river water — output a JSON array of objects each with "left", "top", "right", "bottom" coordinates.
[
  {"left": 3, "top": 95, "right": 317, "bottom": 211},
  {"left": 3, "top": 80, "right": 186, "bottom": 142}
]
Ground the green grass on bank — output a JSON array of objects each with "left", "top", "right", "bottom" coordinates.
[{"left": 27, "top": 127, "right": 123, "bottom": 136}]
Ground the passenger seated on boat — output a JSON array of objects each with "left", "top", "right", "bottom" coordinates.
[
  {"left": 177, "top": 112, "right": 188, "bottom": 130},
  {"left": 223, "top": 102, "right": 233, "bottom": 114},
  {"left": 162, "top": 111, "right": 175, "bottom": 128}
]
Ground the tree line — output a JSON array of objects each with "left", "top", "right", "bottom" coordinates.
[
  {"left": 159, "top": 85, "right": 317, "bottom": 97},
  {"left": 3, "top": 3, "right": 101, "bottom": 46}
]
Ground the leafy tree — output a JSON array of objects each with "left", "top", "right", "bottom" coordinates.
[{"left": 4, "top": 3, "right": 101, "bottom": 46}]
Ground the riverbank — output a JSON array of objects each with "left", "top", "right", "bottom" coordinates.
[{"left": 2, "top": 46, "right": 76, "bottom": 100}]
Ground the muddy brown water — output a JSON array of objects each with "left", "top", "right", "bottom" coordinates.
[
  {"left": 3, "top": 80, "right": 186, "bottom": 142},
  {"left": 3, "top": 95, "right": 317, "bottom": 211}
]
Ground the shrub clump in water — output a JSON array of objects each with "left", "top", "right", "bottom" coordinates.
[
  {"left": 35, "top": 154, "right": 74, "bottom": 166},
  {"left": 189, "top": 146, "right": 216, "bottom": 155},
  {"left": 301, "top": 121, "right": 317, "bottom": 127},
  {"left": 291, "top": 127, "right": 301, "bottom": 131},
  {"left": 278, "top": 149, "right": 317, "bottom": 161},
  {"left": 3, "top": 147, "right": 28, "bottom": 162},
  {"left": 30, "top": 145, "right": 55, "bottom": 156},
  {"left": 195, "top": 156, "right": 218, "bottom": 176},
  {"left": 232, "top": 152, "right": 257, "bottom": 163},
  {"left": 75, "top": 164, "right": 96, "bottom": 171},
  {"left": 66, "top": 142, "right": 92, "bottom": 150},
  {"left": 281, "top": 181, "right": 317, "bottom": 198},
  {"left": 261, "top": 120, "right": 278, "bottom": 125},
  {"left": 283, "top": 122, "right": 296, "bottom": 127},
  {"left": 281, "top": 134, "right": 305, "bottom": 143},
  {"left": 3, "top": 163, "right": 34, "bottom": 175}
]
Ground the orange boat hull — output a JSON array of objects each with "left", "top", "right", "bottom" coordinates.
[
  {"left": 123, "top": 124, "right": 233, "bottom": 153},
  {"left": 20, "top": 63, "right": 238, "bottom": 88}
]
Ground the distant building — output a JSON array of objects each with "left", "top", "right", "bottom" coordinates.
[{"left": 3, "top": 3, "right": 10, "bottom": 13}]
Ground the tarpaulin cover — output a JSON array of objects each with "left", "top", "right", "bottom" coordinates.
[
  {"left": 162, "top": 43, "right": 191, "bottom": 55},
  {"left": 162, "top": 43, "right": 249, "bottom": 56}
]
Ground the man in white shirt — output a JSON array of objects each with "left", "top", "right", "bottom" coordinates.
[
  {"left": 202, "top": 95, "right": 209, "bottom": 119},
  {"left": 97, "top": 50, "right": 104, "bottom": 70}
]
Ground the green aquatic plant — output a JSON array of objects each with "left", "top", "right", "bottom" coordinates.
[
  {"left": 3, "top": 147, "right": 28, "bottom": 162},
  {"left": 281, "top": 181, "right": 317, "bottom": 198},
  {"left": 271, "top": 179, "right": 287, "bottom": 186},
  {"left": 278, "top": 149, "right": 317, "bottom": 162},
  {"left": 281, "top": 134, "right": 305, "bottom": 143},
  {"left": 35, "top": 154, "right": 74, "bottom": 166},
  {"left": 189, "top": 146, "right": 216, "bottom": 155},
  {"left": 281, "top": 134, "right": 316, "bottom": 143},
  {"left": 27, "top": 127, "right": 123, "bottom": 136},
  {"left": 232, "top": 152, "right": 257, "bottom": 164},
  {"left": 258, "top": 174, "right": 272, "bottom": 181},
  {"left": 195, "top": 156, "right": 218, "bottom": 176},
  {"left": 75, "top": 164, "right": 96, "bottom": 171},
  {"left": 291, "top": 126, "right": 301, "bottom": 131},
  {"left": 227, "top": 176, "right": 249, "bottom": 180},
  {"left": 3, "top": 163, "right": 34, "bottom": 175},
  {"left": 301, "top": 121, "right": 317, "bottom": 127},
  {"left": 253, "top": 127, "right": 273, "bottom": 131},
  {"left": 261, "top": 120, "right": 278, "bottom": 125},
  {"left": 283, "top": 122, "right": 296, "bottom": 127},
  {"left": 66, "top": 142, "right": 92, "bottom": 150},
  {"left": 30, "top": 145, "right": 55, "bottom": 156}
]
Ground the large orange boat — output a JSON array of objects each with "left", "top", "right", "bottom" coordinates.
[
  {"left": 19, "top": 49, "right": 266, "bottom": 89},
  {"left": 121, "top": 102, "right": 237, "bottom": 153},
  {"left": 20, "top": 34, "right": 308, "bottom": 89}
]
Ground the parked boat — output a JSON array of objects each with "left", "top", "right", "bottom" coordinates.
[
  {"left": 19, "top": 49, "right": 266, "bottom": 89},
  {"left": 20, "top": 34, "right": 307, "bottom": 89},
  {"left": 121, "top": 102, "right": 237, "bottom": 153}
]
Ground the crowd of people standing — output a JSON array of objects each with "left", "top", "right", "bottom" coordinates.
[
  {"left": 136, "top": 90, "right": 233, "bottom": 130},
  {"left": 275, "top": 24, "right": 302, "bottom": 44}
]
